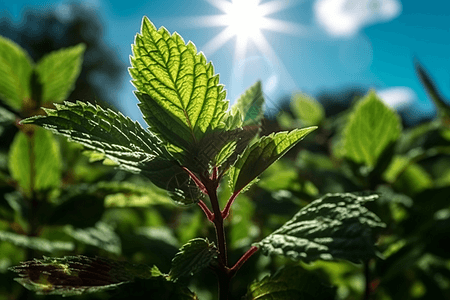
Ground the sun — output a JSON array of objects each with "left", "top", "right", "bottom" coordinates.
[
  {"left": 181, "top": 0, "right": 305, "bottom": 100},
  {"left": 222, "top": 0, "right": 266, "bottom": 41},
  {"left": 198, "top": 0, "right": 304, "bottom": 59}
]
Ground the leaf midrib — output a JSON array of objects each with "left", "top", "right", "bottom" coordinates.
[{"left": 151, "top": 32, "right": 197, "bottom": 142}]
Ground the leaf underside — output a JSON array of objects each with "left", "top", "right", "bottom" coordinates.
[
  {"left": 255, "top": 193, "right": 386, "bottom": 263},
  {"left": 169, "top": 238, "right": 218, "bottom": 282},
  {"left": 9, "top": 255, "right": 198, "bottom": 298},
  {"left": 21, "top": 101, "right": 202, "bottom": 204}
]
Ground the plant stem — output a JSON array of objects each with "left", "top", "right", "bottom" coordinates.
[
  {"left": 198, "top": 200, "right": 214, "bottom": 222},
  {"left": 221, "top": 190, "right": 240, "bottom": 219},
  {"left": 229, "top": 246, "right": 258, "bottom": 278},
  {"left": 205, "top": 180, "right": 227, "bottom": 266},
  {"left": 202, "top": 176, "right": 230, "bottom": 299},
  {"left": 364, "top": 260, "right": 371, "bottom": 300}
]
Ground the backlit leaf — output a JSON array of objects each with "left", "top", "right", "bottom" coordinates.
[
  {"left": 229, "top": 127, "right": 317, "bottom": 193},
  {"left": 343, "top": 91, "right": 402, "bottom": 168},
  {"left": 99, "top": 181, "right": 174, "bottom": 207},
  {"left": 0, "top": 35, "right": 33, "bottom": 110},
  {"left": 227, "top": 81, "right": 264, "bottom": 128},
  {"left": 8, "top": 128, "right": 62, "bottom": 196},
  {"left": 130, "top": 17, "right": 228, "bottom": 150},
  {"left": 36, "top": 44, "right": 85, "bottom": 103},
  {"left": 255, "top": 193, "right": 385, "bottom": 263},
  {"left": 291, "top": 93, "right": 325, "bottom": 126},
  {"left": 169, "top": 238, "right": 218, "bottom": 282}
]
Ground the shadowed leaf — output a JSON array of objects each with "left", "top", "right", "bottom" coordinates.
[
  {"left": 255, "top": 193, "right": 385, "bottom": 263},
  {"left": 244, "top": 265, "right": 336, "bottom": 300},
  {"left": 0, "top": 231, "right": 74, "bottom": 252},
  {"left": 169, "top": 238, "right": 218, "bottom": 282},
  {"left": 229, "top": 127, "right": 317, "bottom": 193}
]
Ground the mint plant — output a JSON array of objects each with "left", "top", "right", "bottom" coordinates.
[{"left": 4, "top": 17, "right": 386, "bottom": 299}]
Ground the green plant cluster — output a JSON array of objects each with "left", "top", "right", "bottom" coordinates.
[{"left": 0, "top": 17, "right": 449, "bottom": 300}]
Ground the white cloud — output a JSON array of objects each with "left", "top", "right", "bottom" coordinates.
[
  {"left": 314, "top": 0, "right": 402, "bottom": 37},
  {"left": 377, "top": 86, "right": 417, "bottom": 109}
]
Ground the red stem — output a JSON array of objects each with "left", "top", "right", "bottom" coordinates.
[
  {"left": 198, "top": 200, "right": 214, "bottom": 222},
  {"left": 221, "top": 190, "right": 241, "bottom": 219},
  {"left": 229, "top": 246, "right": 258, "bottom": 278},
  {"left": 182, "top": 166, "right": 207, "bottom": 194}
]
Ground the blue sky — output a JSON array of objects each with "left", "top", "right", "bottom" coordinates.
[{"left": 2, "top": 0, "right": 450, "bottom": 125}]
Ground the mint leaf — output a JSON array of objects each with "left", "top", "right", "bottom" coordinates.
[
  {"left": 22, "top": 101, "right": 167, "bottom": 162},
  {"left": 63, "top": 222, "right": 121, "bottom": 255},
  {"left": 97, "top": 181, "right": 174, "bottom": 207},
  {"left": 229, "top": 127, "right": 317, "bottom": 193},
  {"left": 255, "top": 193, "right": 385, "bottom": 263},
  {"left": 0, "top": 230, "right": 74, "bottom": 252},
  {"left": 36, "top": 44, "right": 85, "bottom": 104},
  {"left": 9, "top": 255, "right": 157, "bottom": 296},
  {"left": 0, "top": 35, "right": 33, "bottom": 110},
  {"left": 21, "top": 101, "right": 202, "bottom": 204},
  {"left": 343, "top": 91, "right": 402, "bottom": 168},
  {"left": 169, "top": 238, "right": 218, "bottom": 282},
  {"left": 244, "top": 265, "right": 336, "bottom": 300},
  {"left": 291, "top": 93, "right": 325, "bottom": 126},
  {"left": 228, "top": 81, "right": 264, "bottom": 128},
  {"left": 8, "top": 128, "right": 62, "bottom": 196},
  {"left": 130, "top": 17, "right": 228, "bottom": 150}
]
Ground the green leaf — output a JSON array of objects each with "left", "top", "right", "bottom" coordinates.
[
  {"left": 21, "top": 101, "right": 201, "bottom": 204},
  {"left": 385, "top": 156, "right": 433, "bottom": 195},
  {"left": 244, "top": 265, "right": 336, "bottom": 300},
  {"left": 0, "top": 35, "right": 33, "bottom": 110},
  {"left": 21, "top": 101, "right": 167, "bottom": 165},
  {"left": 99, "top": 181, "right": 174, "bottom": 207},
  {"left": 229, "top": 127, "right": 317, "bottom": 193},
  {"left": 415, "top": 60, "right": 450, "bottom": 118},
  {"left": 130, "top": 17, "right": 228, "bottom": 150},
  {"left": 291, "top": 93, "right": 325, "bottom": 126},
  {"left": 0, "top": 230, "right": 74, "bottom": 252},
  {"left": 255, "top": 193, "right": 386, "bottom": 263},
  {"left": 8, "top": 128, "right": 62, "bottom": 196},
  {"left": 169, "top": 238, "right": 218, "bottom": 282},
  {"left": 9, "top": 255, "right": 158, "bottom": 296},
  {"left": 343, "top": 91, "right": 402, "bottom": 168},
  {"left": 229, "top": 194, "right": 259, "bottom": 249},
  {"left": 36, "top": 44, "right": 85, "bottom": 103},
  {"left": 63, "top": 222, "right": 121, "bottom": 255},
  {"left": 228, "top": 80, "right": 264, "bottom": 128},
  {"left": 8, "top": 131, "right": 31, "bottom": 195}
]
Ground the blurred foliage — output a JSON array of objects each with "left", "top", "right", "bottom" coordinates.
[
  {"left": 1, "top": 6, "right": 450, "bottom": 299},
  {"left": 0, "top": 3, "right": 125, "bottom": 111}
]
